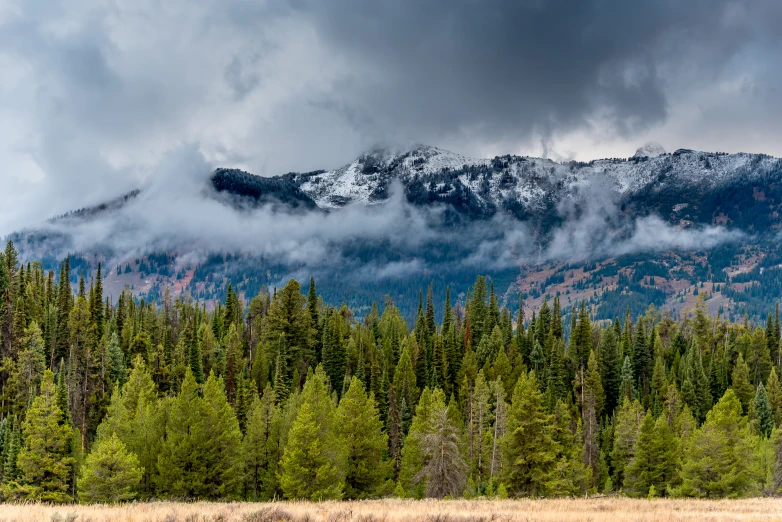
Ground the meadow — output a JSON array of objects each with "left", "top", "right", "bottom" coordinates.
[{"left": 2, "top": 498, "right": 782, "bottom": 522}]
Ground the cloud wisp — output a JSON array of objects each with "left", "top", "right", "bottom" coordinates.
[{"left": 10, "top": 146, "right": 744, "bottom": 280}]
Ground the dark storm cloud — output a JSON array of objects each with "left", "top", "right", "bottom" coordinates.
[
  {"left": 293, "top": 0, "right": 781, "bottom": 148},
  {"left": 1, "top": 0, "right": 782, "bottom": 235}
]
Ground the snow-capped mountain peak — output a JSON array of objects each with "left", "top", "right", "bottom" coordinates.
[{"left": 633, "top": 142, "right": 667, "bottom": 158}]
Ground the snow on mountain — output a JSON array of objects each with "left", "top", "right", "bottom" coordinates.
[
  {"left": 633, "top": 142, "right": 666, "bottom": 158},
  {"left": 293, "top": 145, "right": 782, "bottom": 215}
]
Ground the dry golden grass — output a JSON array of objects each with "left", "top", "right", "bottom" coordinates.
[{"left": 2, "top": 498, "right": 782, "bottom": 522}]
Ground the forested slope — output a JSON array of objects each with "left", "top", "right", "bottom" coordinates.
[{"left": 1, "top": 240, "right": 782, "bottom": 502}]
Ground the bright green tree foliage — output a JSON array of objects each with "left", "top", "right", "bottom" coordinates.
[
  {"left": 679, "top": 389, "right": 761, "bottom": 497},
  {"left": 78, "top": 433, "right": 142, "bottom": 503},
  {"left": 336, "top": 377, "right": 390, "bottom": 499},
  {"left": 279, "top": 366, "right": 345, "bottom": 499},
  {"left": 15, "top": 370, "right": 74, "bottom": 502}
]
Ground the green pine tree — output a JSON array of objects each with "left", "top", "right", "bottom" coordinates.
[
  {"left": 278, "top": 365, "right": 346, "bottom": 499},
  {"left": 336, "top": 377, "right": 391, "bottom": 498},
  {"left": 624, "top": 412, "right": 680, "bottom": 496},
  {"left": 610, "top": 397, "right": 644, "bottom": 489},
  {"left": 243, "top": 385, "right": 278, "bottom": 500},
  {"left": 679, "top": 389, "right": 761, "bottom": 497},
  {"left": 502, "top": 371, "right": 558, "bottom": 496},
  {"left": 78, "top": 433, "right": 142, "bottom": 503},
  {"left": 731, "top": 352, "right": 755, "bottom": 414},
  {"left": 15, "top": 370, "right": 75, "bottom": 502}
]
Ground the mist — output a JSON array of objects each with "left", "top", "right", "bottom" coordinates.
[{"left": 9, "top": 146, "right": 745, "bottom": 283}]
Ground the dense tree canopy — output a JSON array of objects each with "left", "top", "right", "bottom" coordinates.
[{"left": 0, "top": 243, "right": 781, "bottom": 503}]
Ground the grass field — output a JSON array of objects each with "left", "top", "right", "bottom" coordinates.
[{"left": 2, "top": 498, "right": 782, "bottom": 522}]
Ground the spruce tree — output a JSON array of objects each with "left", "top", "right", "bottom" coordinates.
[
  {"left": 599, "top": 327, "right": 622, "bottom": 415},
  {"left": 754, "top": 383, "right": 774, "bottom": 438}
]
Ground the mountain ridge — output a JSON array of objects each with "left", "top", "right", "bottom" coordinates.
[{"left": 9, "top": 143, "right": 782, "bottom": 323}]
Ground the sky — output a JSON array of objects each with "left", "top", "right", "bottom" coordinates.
[{"left": 1, "top": 0, "right": 781, "bottom": 235}]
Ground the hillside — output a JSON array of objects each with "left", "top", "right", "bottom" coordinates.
[{"left": 8, "top": 144, "right": 782, "bottom": 321}]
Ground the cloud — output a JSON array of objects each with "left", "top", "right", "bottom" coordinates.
[
  {"left": 1, "top": 0, "right": 782, "bottom": 237},
  {"left": 616, "top": 216, "right": 745, "bottom": 255},
  {"left": 544, "top": 182, "right": 744, "bottom": 261},
  {"left": 8, "top": 145, "right": 743, "bottom": 286}
]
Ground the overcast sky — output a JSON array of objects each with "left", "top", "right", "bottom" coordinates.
[{"left": 1, "top": 0, "right": 781, "bottom": 235}]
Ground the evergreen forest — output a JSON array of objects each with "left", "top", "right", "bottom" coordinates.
[{"left": 2, "top": 240, "right": 782, "bottom": 503}]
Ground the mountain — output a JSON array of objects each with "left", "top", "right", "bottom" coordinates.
[
  {"left": 212, "top": 144, "right": 782, "bottom": 233},
  {"left": 8, "top": 144, "right": 782, "bottom": 323}
]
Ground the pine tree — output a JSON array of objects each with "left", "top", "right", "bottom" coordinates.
[
  {"left": 201, "top": 370, "right": 244, "bottom": 497},
  {"left": 15, "top": 370, "right": 74, "bottom": 502},
  {"left": 336, "top": 377, "right": 390, "bottom": 498},
  {"left": 78, "top": 433, "right": 142, "bottom": 503},
  {"left": 243, "top": 385, "right": 277, "bottom": 500},
  {"left": 279, "top": 365, "right": 346, "bottom": 499},
  {"left": 394, "top": 344, "right": 419, "bottom": 427},
  {"left": 416, "top": 391, "right": 467, "bottom": 498},
  {"left": 731, "top": 352, "right": 755, "bottom": 414},
  {"left": 548, "top": 401, "right": 590, "bottom": 496},
  {"left": 96, "top": 360, "right": 162, "bottom": 497},
  {"left": 766, "top": 367, "right": 782, "bottom": 427},
  {"left": 502, "top": 371, "right": 558, "bottom": 496},
  {"left": 156, "top": 369, "right": 204, "bottom": 498},
  {"left": 679, "top": 389, "right": 761, "bottom": 497},
  {"left": 610, "top": 397, "right": 644, "bottom": 489},
  {"left": 399, "top": 388, "right": 434, "bottom": 498},
  {"left": 624, "top": 412, "right": 680, "bottom": 497},
  {"left": 157, "top": 370, "right": 243, "bottom": 499}
]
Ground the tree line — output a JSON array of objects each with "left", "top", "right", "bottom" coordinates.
[{"left": 1, "top": 240, "right": 782, "bottom": 502}]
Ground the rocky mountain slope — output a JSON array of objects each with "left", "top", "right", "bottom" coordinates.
[
  {"left": 212, "top": 144, "right": 782, "bottom": 234},
  {"left": 9, "top": 144, "right": 782, "bottom": 322}
]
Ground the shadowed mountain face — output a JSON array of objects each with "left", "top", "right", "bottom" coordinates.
[{"left": 8, "top": 145, "right": 782, "bottom": 322}]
